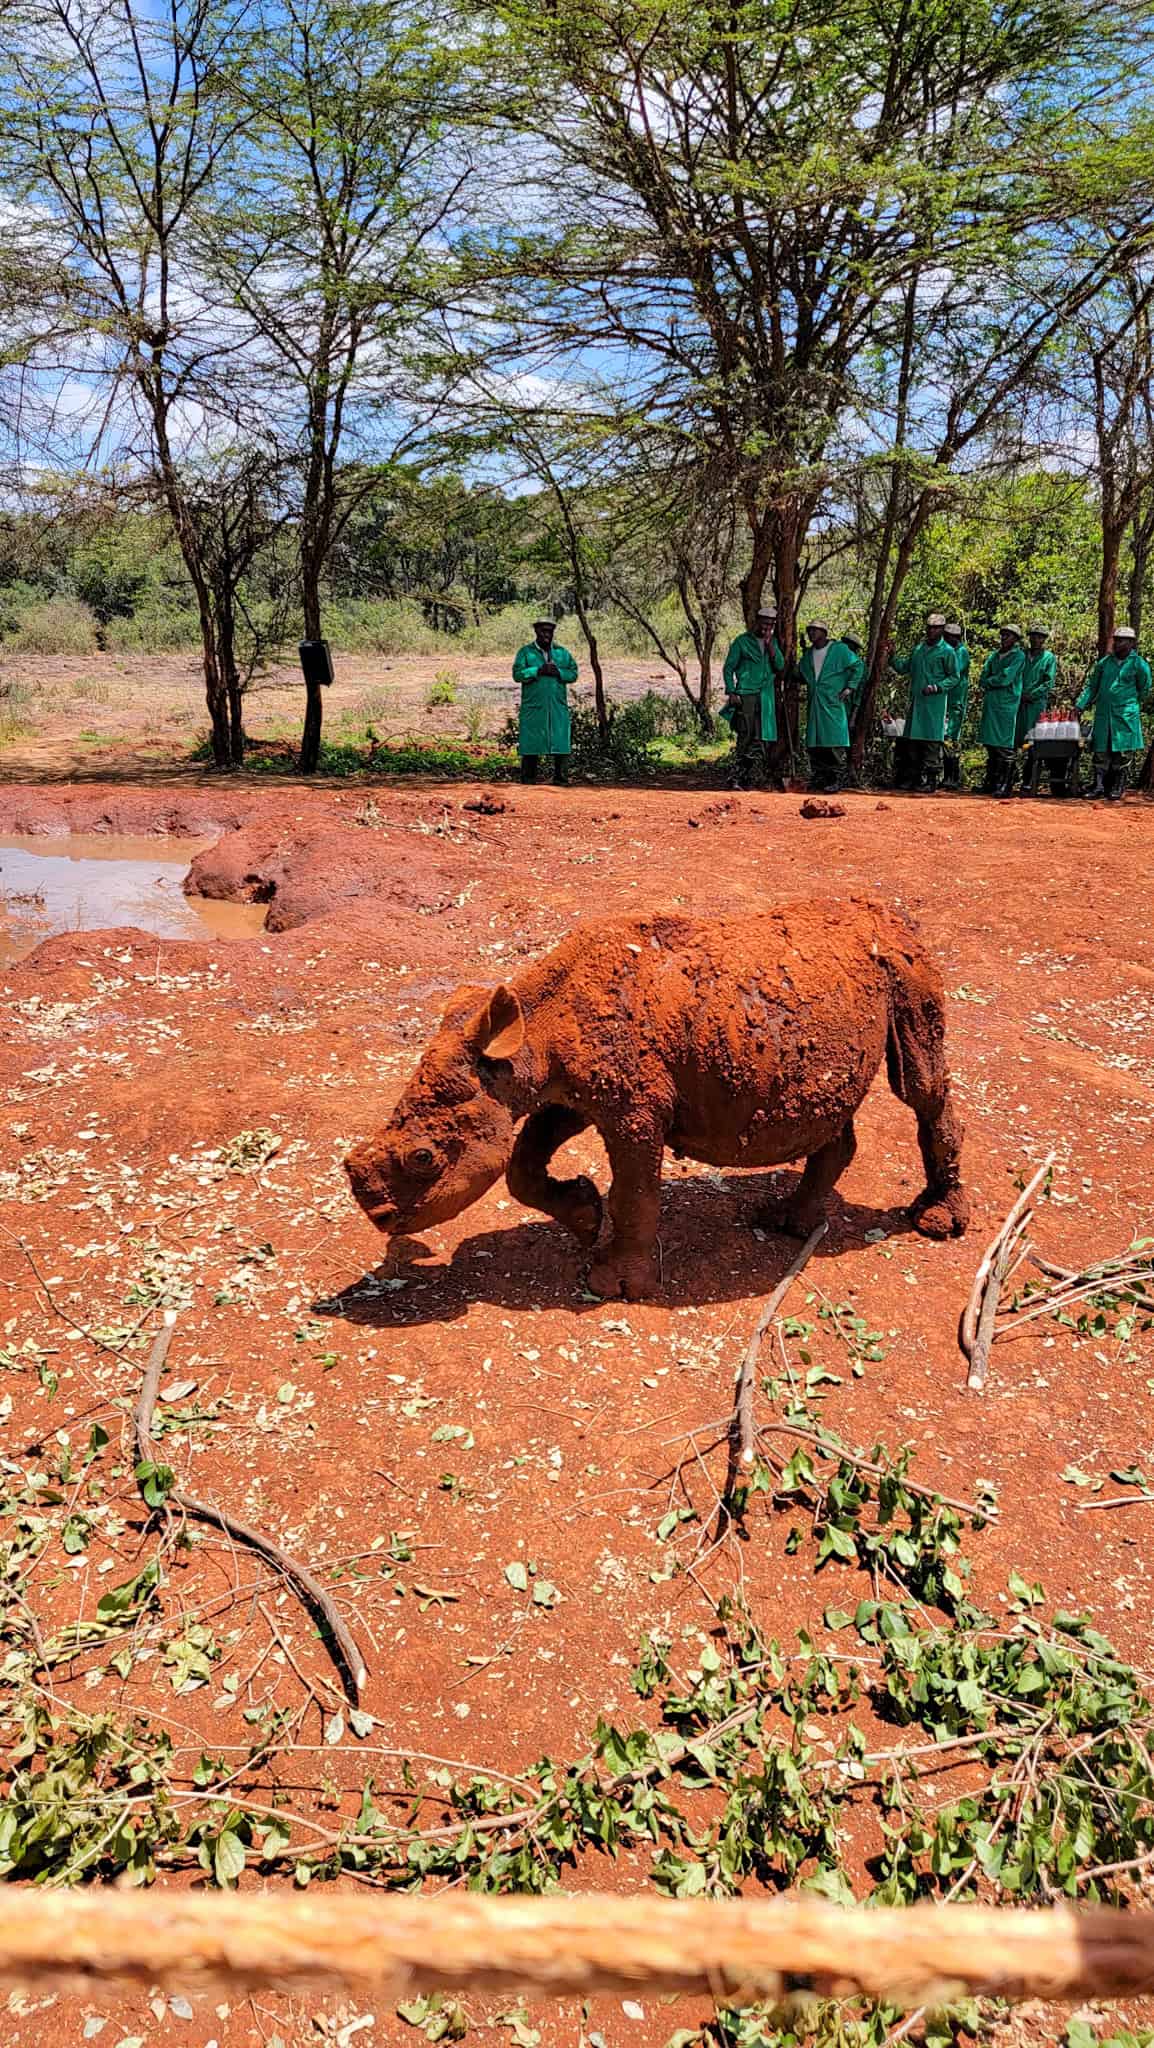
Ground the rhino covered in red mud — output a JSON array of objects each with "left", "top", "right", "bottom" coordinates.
[{"left": 345, "top": 898, "right": 968, "bottom": 1300}]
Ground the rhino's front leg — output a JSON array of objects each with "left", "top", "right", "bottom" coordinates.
[
  {"left": 587, "top": 1118, "right": 665, "bottom": 1301},
  {"left": 506, "top": 1105, "right": 602, "bottom": 1246}
]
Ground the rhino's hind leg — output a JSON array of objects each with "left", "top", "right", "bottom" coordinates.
[
  {"left": 884, "top": 954, "right": 969, "bottom": 1239},
  {"left": 755, "top": 1120, "right": 857, "bottom": 1239},
  {"left": 907, "top": 1092, "right": 968, "bottom": 1239},
  {"left": 506, "top": 1106, "right": 603, "bottom": 1247}
]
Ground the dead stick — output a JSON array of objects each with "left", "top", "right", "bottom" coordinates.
[
  {"left": 1031, "top": 1253, "right": 1079, "bottom": 1282},
  {"left": 967, "top": 1213, "right": 1028, "bottom": 1394},
  {"left": 730, "top": 1222, "right": 828, "bottom": 1481},
  {"left": 960, "top": 1153, "right": 1055, "bottom": 1360},
  {"left": 134, "top": 1313, "right": 368, "bottom": 1703},
  {"left": 1073, "top": 1494, "right": 1154, "bottom": 1513},
  {"left": 5, "top": 1894, "right": 1154, "bottom": 2004}
]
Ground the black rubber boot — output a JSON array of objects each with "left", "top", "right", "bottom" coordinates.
[
  {"left": 1084, "top": 770, "right": 1107, "bottom": 800},
  {"left": 1106, "top": 761, "right": 1127, "bottom": 802}
]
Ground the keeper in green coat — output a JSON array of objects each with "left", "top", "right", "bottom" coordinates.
[
  {"left": 512, "top": 619, "right": 578, "bottom": 785},
  {"left": 889, "top": 613, "right": 959, "bottom": 793},
  {"left": 722, "top": 606, "right": 784, "bottom": 789},
  {"left": 941, "top": 624, "right": 971, "bottom": 789},
  {"left": 800, "top": 621, "right": 864, "bottom": 791},
  {"left": 976, "top": 625, "right": 1026, "bottom": 796},
  {"left": 1077, "top": 624, "right": 1153, "bottom": 802},
  {"left": 1014, "top": 624, "right": 1058, "bottom": 794}
]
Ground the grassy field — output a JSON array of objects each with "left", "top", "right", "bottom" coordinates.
[{"left": 0, "top": 644, "right": 726, "bottom": 780}]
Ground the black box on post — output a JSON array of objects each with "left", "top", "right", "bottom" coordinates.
[{"left": 299, "top": 639, "right": 334, "bottom": 689}]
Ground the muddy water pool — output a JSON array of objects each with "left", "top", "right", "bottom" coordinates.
[{"left": 0, "top": 835, "right": 267, "bottom": 964}]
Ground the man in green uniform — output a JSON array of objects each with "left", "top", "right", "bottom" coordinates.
[
  {"left": 722, "top": 606, "right": 783, "bottom": 789},
  {"left": 889, "top": 613, "right": 958, "bottom": 794},
  {"left": 800, "top": 620, "right": 864, "bottom": 791},
  {"left": 941, "top": 623, "right": 970, "bottom": 789},
  {"left": 977, "top": 624, "right": 1026, "bottom": 796},
  {"left": 512, "top": 619, "right": 578, "bottom": 785},
  {"left": 1015, "top": 624, "right": 1057, "bottom": 796},
  {"left": 1078, "top": 623, "right": 1153, "bottom": 802}
]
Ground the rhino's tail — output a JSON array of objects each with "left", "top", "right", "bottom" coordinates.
[{"left": 873, "top": 912, "right": 969, "bottom": 1239}]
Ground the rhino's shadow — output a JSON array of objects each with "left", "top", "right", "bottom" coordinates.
[{"left": 315, "top": 1170, "right": 920, "bottom": 1329}]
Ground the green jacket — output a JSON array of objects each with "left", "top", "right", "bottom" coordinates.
[
  {"left": 722, "top": 632, "right": 783, "bottom": 743},
  {"left": 945, "top": 645, "right": 971, "bottom": 743},
  {"left": 1015, "top": 648, "right": 1057, "bottom": 747},
  {"left": 976, "top": 646, "right": 1026, "bottom": 749},
  {"left": 893, "top": 640, "right": 959, "bottom": 743},
  {"left": 1077, "top": 651, "right": 1153, "bottom": 754},
  {"left": 800, "top": 640, "right": 864, "bottom": 749},
  {"left": 513, "top": 639, "right": 578, "bottom": 755}
]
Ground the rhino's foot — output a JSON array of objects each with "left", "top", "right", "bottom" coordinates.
[
  {"left": 912, "top": 1186, "right": 969, "bottom": 1239},
  {"left": 586, "top": 1251, "right": 658, "bottom": 1300},
  {"left": 562, "top": 1175, "right": 603, "bottom": 1249}
]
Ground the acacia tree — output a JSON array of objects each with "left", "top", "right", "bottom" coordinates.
[
  {"left": 454, "top": 0, "right": 1152, "bottom": 770},
  {"left": 0, "top": 0, "right": 285, "bottom": 765},
  {"left": 206, "top": 0, "right": 471, "bottom": 771},
  {"left": 603, "top": 458, "right": 739, "bottom": 732},
  {"left": 1083, "top": 270, "right": 1154, "bottom": 649}
]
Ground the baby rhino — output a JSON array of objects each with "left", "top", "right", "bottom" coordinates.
[{"left": 345, "top": 898, "right": 968, "bottom": 1300}]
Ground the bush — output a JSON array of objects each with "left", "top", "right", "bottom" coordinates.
[
  {"left": 4, "top": 596, "right": 99, "bottom": 654},
  {"left": 190, "top": 733, "right": 516, "bottom": 779},
  {"left": 320, "top": 597, "right": 438, "bottom": 655},
  {"left": 620, "top": 689, "right": 702, "bottom": 741},
  {"left": 105, "top": 606, "right": 202, "bottom": 652},
  {"left": 567, "top": 701, "right": 656, "bottom": 781},
  {"left": 427, "top": 669, "right": 459, "bottom": 707}
]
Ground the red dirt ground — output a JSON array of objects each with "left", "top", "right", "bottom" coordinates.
[{"left": 1, "top": 776, "right": 1152, "bottom": 2048}]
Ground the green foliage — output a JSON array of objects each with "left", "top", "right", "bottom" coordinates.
[
  {"left": 0, "top": 1701, "right": 180, "bottom": 1885},
  {"left": 427, "top": 670, "right": 460, "bottom": 707},
  {"left": 894, "top": 474, "right": 1102, "bottom": 679},
  {"left": 564, "top": 692, "right": 705, "bottom": 779},
  {"left": 192, "top": 733, "right": 517, "bottom": 779}
]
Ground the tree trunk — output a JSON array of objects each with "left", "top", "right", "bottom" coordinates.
[
  {"left": 1129, "top": 503, "right": 1154, "bottom": 636},
  {"left": 767, "top": 505, "right": 804, "bottom": 782},
  {"left": 849, "top": 492, "right": 937, "bottom": 776},
  {"left": 298, "top": 559, "right": 325, "bottom": 774},
  {"left": 1098, "top": 518, "right": 1125, "bottom": 654},
  {"left": 226, "top": 656, "right": 245, "bottom": 766},
  {"left": 695, "top": 622, "right": 715, "bottom": 734},
  {"left": 192, "top": 588, "right": 231, "bottom": 770},
  {"left": 739, "top": 515, "right": 774, "bottom": 628},
  {"left": 572, "top": 600, "right": 607, "bottom": 738}
]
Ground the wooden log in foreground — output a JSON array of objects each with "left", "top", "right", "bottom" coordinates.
[{"left": 2, "top": 1895, "right": 1154, "bottom": 2008}]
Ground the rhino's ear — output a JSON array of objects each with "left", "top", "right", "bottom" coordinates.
[
  {"left": 475, "top": 984, "right": 525, "bottom": 1062},
  {"left": 440, "top": 982, "right": 492, "bottom": 1032}
]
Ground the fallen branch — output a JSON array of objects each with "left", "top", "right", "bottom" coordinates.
[
  {"left": 961, "top": 1153, "right": 1055, "bottom": 1373},
  {"left": 4, "top": 1893, "right": 1154, "bottom": 2005},
  {"left": 134, "top": 1313, "right": 368, "bottom": 1703},
  {"left": 757, "top": 1421, "right": 992, "bottom": 1521},
  {"left": 657, "top": 1416, "right": 991, "bottom": 1521},
  {"left": 1073, "top": 1494, "right": 1154, "bottom": 1514},
  {"left": 730, "top": 1222, "right": 828, "bottom": 1485},
  {"left": 968, "top": 1212, "right": 1030, "bottom": 1394},
  {"left": 996, "top": 1252, "right": 1154, "bottom": 1341}
]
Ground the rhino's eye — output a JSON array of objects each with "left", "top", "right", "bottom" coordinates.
[{"left": 405, "top": 1145, "right": 437, "bottom": 1178}]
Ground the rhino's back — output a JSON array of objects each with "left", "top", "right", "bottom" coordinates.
[{"left": 514, "top": 898, "right": 900, "bottom": 1143}]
